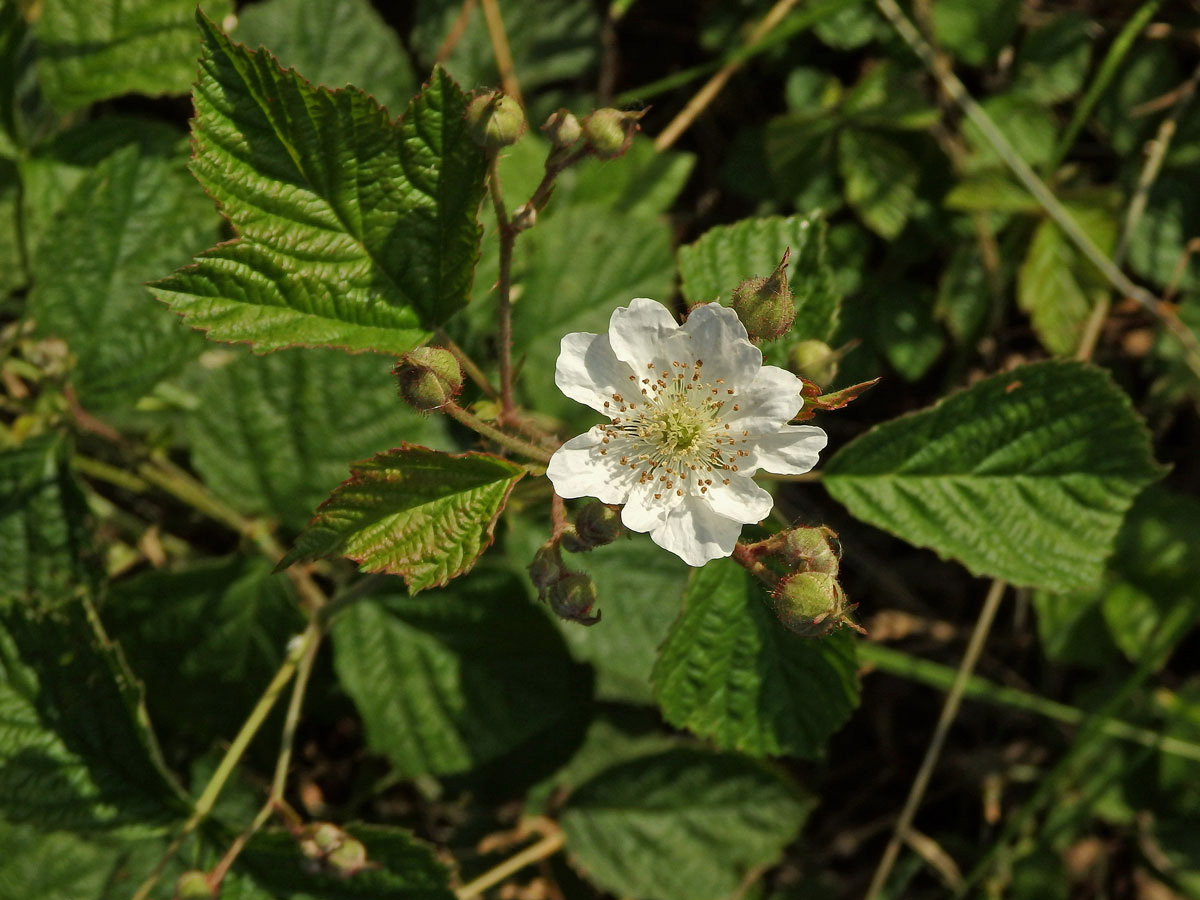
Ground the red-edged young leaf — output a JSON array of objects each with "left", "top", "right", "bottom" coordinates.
[{"left": 278, "top": 445, "right": 524, "bottom": 592}]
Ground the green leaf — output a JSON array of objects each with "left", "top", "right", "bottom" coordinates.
[
  {"left": 824, "top": 360, "right": 1163, "bottom": 592},
  {"left": 280, "top": 445, "right": 524, "bottom": 592},
  {"left": 1013, "top": 13, "right": 1092, "bottom": 104},
  {"left": 331, "top": 570, "right": 582, "bottom": 777},
  {"left": 873, "top": 287, "right": 944, "bottom": 381},
  {"left": 1031, "top": 589, "right": 1119, "bottom": 669},
  {"left": 561, "top": 535, "right": 690, "bottom": 704},
  {"left": 930, "top": 0, "right": 1020, "bottom": 66},
  {"left": 1098, "top": 488, "right": 1200, "bottom": 671},
  {"left": 103, "top": 557, "right": 304, "bottom": 752},
  {"left": 232, "top": 0, "right": 417, "bottom": 112},
  {"left": 36, "top": 0, "right": 233, "bottom": 111},
  {"left": 232, "top": 825, "right": 455, "bottom": 899},
  {"left": 1126, "top": 173, "right": 1200, "bottom": 292},
  {"left": 0, "top": 159, "right": 21, "bottom": 298},
  {"left": 943, "top": 171, "right": 1038, "bottom": 213},
  {"left": 677, "top": 212, "right": 841, "bottom": 344},
  {"left": 0, "top": 437, "right": 96, "bottom": 606},
  {"left": 935, "top": 243, "right": 995, "bottom": 347},
  {"left": 813, "top": 2, "right": 884, "bottom": 50},
  {"left": 560, "top": 748, "right": 812, "bottom": 900},
  {"left": 0, "top": 822, "right": 133, "bottom": 900},
  {"left": 27, "top": 141, "right": 217, "bottom": 409},
  {"left": 412, "top": 0, "right": 599, "bottom": 96},
  {"left": 964, "top": 93, "right": 1056, "bottom": 171},
  {"left": 652, "top": 558, "right": 859, "bottom": 758},
  {"left": 0, "top": 599, "right": 186, "bottom": 832},
  {"left": 566, "top": 138, "right": 696, "bottom": 218},
  {"left": 1018, "top": 203, "right": 1117, "bottom": 356},
  {"left": 837, "top": 129, "right": 918, "bottom": 239},
  {"left": 151, "top": 17, "right": 487, "bottom": 355},
  {"left": 184, "top": 346, "right": 448, "bottom": 530}
]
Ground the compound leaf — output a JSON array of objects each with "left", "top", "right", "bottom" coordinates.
[{"left": 151, "top": 16, "right": 486, "bottom": 355}]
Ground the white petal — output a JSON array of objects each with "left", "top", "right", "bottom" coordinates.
[
  {"left": 546, "top": 429, "right": 638, "bottom": 504},
  {"left": 649, "top": 494, "right": 743, "bottom": 567},
  {"left": 555, "top": 331, "right": 635, "bottom": 415},
  {"left": 724, "top": 365, "right": 805, "bottom": 433},
  {"left": 744, "top": 425, "right": 828, "bottom": 475},
  {"left": 681, "top": 302, "right": 761, "bottom": 386},
  {"left": 608, "top": 298, "right": 681, "bottom": 368},
  {"left": 704, "top": 473, "right": 774, "bottom": 523},
  {"left": 620, "top": 478, "right": 683, "bottom": 534}
]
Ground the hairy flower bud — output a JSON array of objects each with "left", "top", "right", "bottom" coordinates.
[
  {"left": 174, "top": 871, "right": 215, "bottom": 900},
  {"left": 780, "top": 525, "right": 840, "bottom": 576},
  {"left": 582, "top": 108, "right": 643, "bottom": 159},
  {"left": 730, "top": 249, "right": 794, "bottom": 343},
  {"left": 561, "top": 502, "right": 623, "bottom": 552},
  {"left": 788, "top": 340, "right": 838, "bottom": 386},
  {"left": 542, "top": 108, "right": 582, "bottom": 147},
  {"left": 465, "top": 91, "right": 527, "bottom": 149},
  {"left": 394, "top": 347, "right": 463, "bottom": 412},
  {"left": 773, "top": 571, "right": 861, "bottom": 638},
  {"left": 326, "top": 836, "right": 371, "bottom": 878},
  {"left": 546, "top": 572, "right": 600, "bottom": 625},
  {"left": 528, "top": 541, "right": 567, "bottom": 589}
]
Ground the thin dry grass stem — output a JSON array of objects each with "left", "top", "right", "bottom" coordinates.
[
  {"left": 455, "top": 826, "right": 566, "bottom": 900},
  {"left": 863, "top": 579, "right": 1008, "bottom": 900},
  {"left": 480, "top": 0, "right": 522, "bottom": 106},
  {"left": 654, "top": 0, "right": 801, "bottom": 151},
  {"left": 436, "top": 0, "right": 477, "bottom": 63}
]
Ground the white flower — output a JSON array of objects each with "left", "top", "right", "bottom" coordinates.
[{"left": 546, "top": 298, "right": 828, "bottom": 566}]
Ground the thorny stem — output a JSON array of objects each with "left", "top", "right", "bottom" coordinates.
[
  {"left": 875, "top": 0, "right": 1200, "bottom": 382},
  {"left": 130, "top": 623, "right": 322, "bottom": 900},
  {"left": 513, "top": 146, "right": 591, "bottom": 232},
  {"left": 863, "top": 579, "right": 1008, "bottom": 900},
  {"left": 488, "top": 152, "right": 517, "bottom": 421},
  {"left": 732, "top": 541, "right": 779, "bottom": 587},
  {"left": 443, "top": 399, "right": 554, "bottom": 464},
  {"left": 550, "top": 493, "right": 568, "bottom": 539},
  {"left": 455, "top": 827, "right": 566, "bottom": 900}
]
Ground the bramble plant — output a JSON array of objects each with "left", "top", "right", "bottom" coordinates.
[{"left": 2, "top": 1, "right": 1200, "bottom": 899}]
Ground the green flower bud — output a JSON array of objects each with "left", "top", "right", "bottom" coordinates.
[
  {"left": 772, "top": 571, "right": 861, "bottom": 638},
  {"left": 541, "top": 108, "right": 582, "bottom": 147},
  {"left": 326, "top": 836, "right": 370, "bottom": 878},
  {"left": 174, "top": 871, "right": 215, "bottom": 900},
  {"left": 788, "top": 340, "right": 839, "bottom": 386},
  {"left": 528, "top": 541, "right": 567, "bottom": 590},
  {"left": 582, "top": 108, "right": 643, "bottom": 159},
  {"left": 779, "top": 525, "right": 840, "bottom": 576},
  {"left": 394, "top": 347, "right": 463, "bottom": 412},
  {"left": 546, "top": 572, "right": 600, "bottom": 625},
  {"left": 730, "top": 249, "right": 794, "bottom": 343},
  {"left": 561, "top": 502, "right": 623, "bottom": 552},
  {"left": 465, "top": 91, "right": 527, "bottom": 149}
]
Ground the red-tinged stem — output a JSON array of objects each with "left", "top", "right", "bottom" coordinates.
[{"left": 443, "top": 400, "right": 553, "bottom": 465}]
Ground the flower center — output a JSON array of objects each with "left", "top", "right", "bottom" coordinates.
[{"left": 595, "top": 357, "right": 754, "bottom": 503}]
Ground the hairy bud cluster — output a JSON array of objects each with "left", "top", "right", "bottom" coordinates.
[
  {"left": 394, "top": 347, "right": 463, "bottom": 412},
  {"left": 528, "top": 540, "right": 600, "bottom": 625},
  {"left": 297, "top": 823, "right": 373, "bottom": 878},
  {"left": 743, "top": 525, "right": 864, "bottom": 637},
  {"left": 730, "top": 249, "right": 794, "bottom": 343},
  {"left": 465, "top": 91, "right": 527, "bottom": 149}
]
